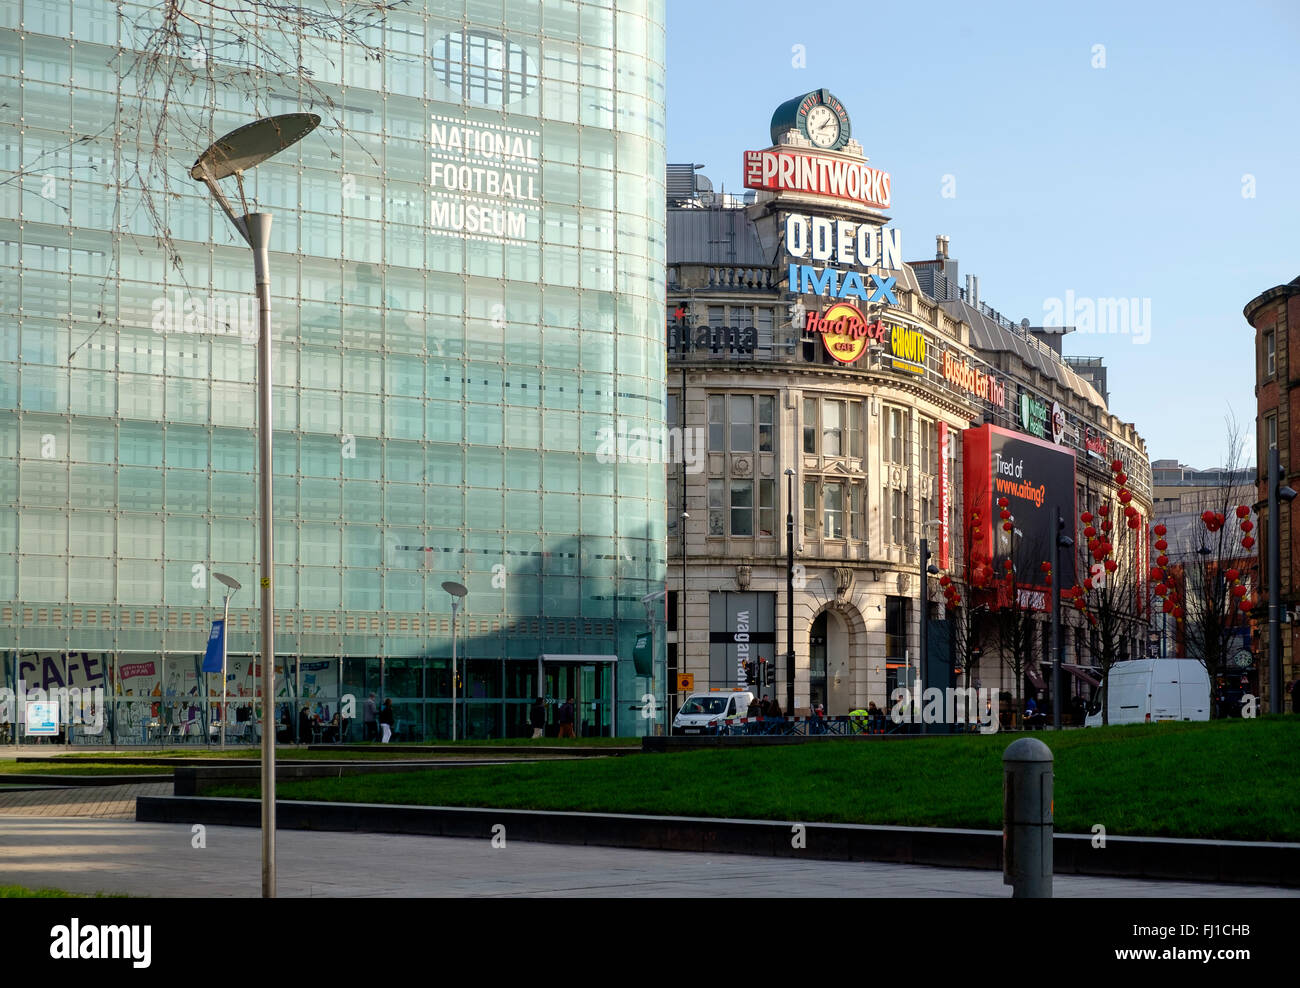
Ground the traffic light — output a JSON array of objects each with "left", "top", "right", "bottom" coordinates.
[{"left": 757, "top": 657, "right": 768, "bottom": 688}]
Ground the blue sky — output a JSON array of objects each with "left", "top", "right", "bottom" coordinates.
[{"left": 665, "top": 0, "right": 1299, "bottom": 471}]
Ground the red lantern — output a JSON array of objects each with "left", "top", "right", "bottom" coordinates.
[
  {"left": 1157, "top": 554, "right": 1169, "bottom": 567},
  {"left": 1111, "top": 459, "right": 1123, "bottom": 472},
  {"left": 1240, "top": 599, "right": 1255, "bottom": 611},
  {"left": 1162, "top": 599, "right": 1174, "bottom": 613},
  {"left": 998, "top": 497, "right": 1009, "bottom": 508},
  {"left": 1098, "top": 504, "right": 1110, "bottom": 517},
  {"left": 1104, "top": 559, "right": 1118, "bottom": 572},
  {"left": 1242, "top": 536, "right": 1256, "bottom": 550},
  {"left": 1241, "top": 520, "right": 1254, "bottom": 533},
  {"left": 1119, "top": 490, "right": 1132, "bottom": 504},
  {"left": 1081, "top": 511, "right": 1094, "bottom": 524},
  {"left": 1127, "top": 517, "right": 1140, "bottom": 529},
  {"left": 1041, "top": 561, "right": 1052, "bottom": 572},
  {"left": 1004, "top": 558, "right": 1013, "bottom": 570},
  {"left": 1084, "top": 526, "right": 1097, "bottom": 539},
  {"left": 1154, "top": 524, "right": 1167, "bottom": 536},
  {"left": 1154, "top": 539, "right": 1167, "bottom": 551},
  {"left": 1117, "top": 472, "right": 1128, "bottom": 485},
  {"left": 1155, "top": 582, "right": 1167, "bottom": 595},
  {"left": 1000, "top": 509, "right": 1011, "bottom": 520},
  {"left": 1225, "top": 568, "right": 1240, "bottom": 582},
  {"left": 1231, "top": 585, "right": 1247, "bottom": 599},
  {"left": 1149, "top": 566, "right": 1163, "bottom": 580},
  {"left": 1236, "top": 505, "right": 1250, "bottom": 519},
  {"left": 1101, "top": 520, "right": 1112, "bottom": 532},
  {"left": 939, "top": 574, "right": 951, "bottom": 586},
  {"left": 1003, "top": 521, "right": 1013, "bottom": 532}
]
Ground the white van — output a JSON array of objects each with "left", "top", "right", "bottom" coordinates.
[
  {"left": 672, "top": 690, "right": 755, "bottom": 735},
  {"left": 1084, "top": 659, "right": 1210, "bottom": 727}
]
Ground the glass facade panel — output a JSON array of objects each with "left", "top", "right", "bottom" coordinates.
[{"left": 0, "top": 0, "right": 667, "bottom": 740}]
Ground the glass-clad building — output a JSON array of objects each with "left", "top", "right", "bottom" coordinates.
[{"left": 0, "top": 0, "right": 668, "bottom": 742}]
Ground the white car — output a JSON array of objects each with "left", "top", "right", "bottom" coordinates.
[{"left": 672, "top": 691, "right": 755, "bottom": 735}]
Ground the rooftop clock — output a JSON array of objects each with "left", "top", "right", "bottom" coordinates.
[{"left": 769, "top": 89, "right": 851, "bottom": 152}]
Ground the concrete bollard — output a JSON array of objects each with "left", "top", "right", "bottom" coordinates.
[{"left": 1002, "top": 737, "right": 1053, "bottom": 898}]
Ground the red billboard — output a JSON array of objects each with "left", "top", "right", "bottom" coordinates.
[{"left": 963, "top": 424, "right": 1078, "bottom": 603}]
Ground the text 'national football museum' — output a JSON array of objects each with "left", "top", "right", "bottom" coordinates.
[
  {"left": 666, "top": 89, "right": 1152, "bottom": 723},
  {"left": 0, "top": 1, "right": 668, "bottom": 742}
]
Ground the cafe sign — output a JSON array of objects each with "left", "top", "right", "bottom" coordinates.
[{"left": 806, "top": 302, "right": 883, "bottom": 364}]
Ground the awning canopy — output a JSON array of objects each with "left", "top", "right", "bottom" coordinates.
[{"left": 1061, "top": 663, "right": 1102, "bottom": 687}]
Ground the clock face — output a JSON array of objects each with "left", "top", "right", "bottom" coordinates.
[{"left": 805, "top": 105, "right": 840, "bottom": 148}]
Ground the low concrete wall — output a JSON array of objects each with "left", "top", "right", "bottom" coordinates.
[
  {"left": 134, "top": 796, "right": 1300, "bottom": 887},
  {"left": 172, "top": 760, "right": 556, "bottom": 796}
]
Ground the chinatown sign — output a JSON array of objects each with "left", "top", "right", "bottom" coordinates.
[
  {"left": 744, "top": 149, "right": 891, "bottom": 209},
  {"left": 941, "top": 351, "right": 1006, "bottom": 407}
]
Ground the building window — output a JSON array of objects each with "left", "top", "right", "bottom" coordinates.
[
  {"left": 1266, "top": 413, "right": 1278, "bottom": 452},
  {"left": 708, "top": 396, "right": 724, "bottom": 452},
  {"left": 758, "top": 395, "right": 774, "bottom": 453},
  {"left": 803, "top": 397, "right": 863, "bottom": 457},
  {"left": 824, "top": 482, "right": 845, "bottom": 539},
  {"left": 822, "top": 401, "right": 843, "bottom": 456},
  {"left": 1265, "top": 330, "right": 1276, "bottom": 377},
  {"left": 758, "top": 479, "right": 775, "bottom": 536},
  {"left": 886, "top": 406, "right": 910, "bottom": 466},
  {"left": 730, "top": 395, "right": 754, "bottom": 452},
  {"left": 431, "top": 29, "right": 536, "bottom": 108},
  {"left": 708, "top": 479, "right": 725, "bottom": 536},
  {"left": 850, "top": 485, "right": 865, "bottom": 541},
  {"left": 884, "top": 485, "right": 911, "bottom": 547},
  {"left": 730, "top": 480, "right": 754, "bottom": 536},
  {"left": 886, "top": 596, "right": 909, "bottom": 659}
]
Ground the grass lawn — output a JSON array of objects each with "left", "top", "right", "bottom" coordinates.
[
  {"left": 0, "top": 760, "right": 172, "bottom": 776},
  {"left": 45, "top": 744, "right": 622, "bottom": 762},
  {"left": 208, "top": 717, "right": 1300, "bottom": 842},
  {"left": 0, "top": 885, "right": 119, "bottom": 897}
]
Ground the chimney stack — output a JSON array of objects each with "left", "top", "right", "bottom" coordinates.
[{"left": 936, "top": 235, "right": 949, "bottom": 260}]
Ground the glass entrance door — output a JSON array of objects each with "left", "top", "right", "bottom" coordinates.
[{"left": 542, "top": 661, "right": 614, "bottom": 737}]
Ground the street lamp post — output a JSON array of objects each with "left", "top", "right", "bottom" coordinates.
[
  {"left": 679, "top": 511, "right": 688, "bottom": 717},
  {"left": 1267, "top": 446, "right": 1297, "bottom": 713},
  {"left": 919, "top": 530, "right": 940, "bottom": 735},
  {"left": 213, "top": 573, "right": 242, "bottom": 749},
  {"left": 443, "top": 581, "right": 468, "bottom": 740},
  {"left": 785, "top": 468, "right": 796, "bottom": 714},
  {"left": 1051, "top": 510, "right": 1074, "bottom": 731},
  {"left": 191, "top": 112, "right": 319, "bottom": 900}
]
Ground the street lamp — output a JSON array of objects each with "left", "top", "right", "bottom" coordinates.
[
  {"left": 785, "top": 468, "right": 796, "bottom": 714},
  {"left": 679, "top": 511, "right": 688, "bottom": 718},
  {"left": 191, "top": 112, "right": 320, "bottom": 900},
  {"left": 920, "top": 520, "right": 941, "bottom": 735},
  {"left": 442, "top": 581, "right": 468, "bottom": 740},
  {"left": 1266, "top": 445, "right": 1297, "bottom": 713},
  {"left": 213, "top": 572, "right": 242, "bottom": 749},
  {"left": 1051, "top": 510, "right": 1074, "bottom": 730}
]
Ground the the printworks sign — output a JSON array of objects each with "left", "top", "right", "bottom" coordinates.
[{"left": 430, "top": 115, "right": 540, "bottom": 244}]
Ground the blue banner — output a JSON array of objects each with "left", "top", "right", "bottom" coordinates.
[{"left": 202, "top": 620, "right": 225, "bottom": 673}]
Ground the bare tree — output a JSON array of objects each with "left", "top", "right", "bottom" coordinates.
[
  {"left": 1064, "top": 460, "right": 1147, "bottom": 725},
  {"left": 989, "top": 501, "right": 1051, "bottom": 728},
  {"left": 3, "top": 0, "right": 405, "bottom": 362},
  {"left": 1152, "top": 416, "right": 1258, "bottom": 709}
]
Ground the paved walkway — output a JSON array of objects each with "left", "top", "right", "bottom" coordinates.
[
  {"left": 0, "top": 816, "right": 1291, "bottom": 897},
  {"left": 0, "top": 782, "right": 171, "bottom": 819}
]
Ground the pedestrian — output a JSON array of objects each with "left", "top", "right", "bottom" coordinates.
[
  {"left": 557, "top": 696, "right": 576, "bottom": 739},
  {"left": 379, "top": 697, "right": 395, "bottom": 743},
  {"left": 363, "top": 693, "right": 378, "bottom": 742},
  {"left": 529, "top": 695, "right": 547, "bottom": 739},
  {"left": 767, "top": 696, "right": 782, "bottom": 720},
  {"left": 297, "top": 704, "right": 313, "bottom": 744}
]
